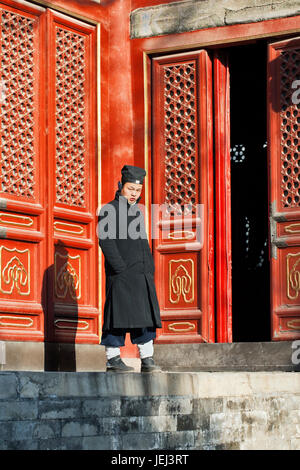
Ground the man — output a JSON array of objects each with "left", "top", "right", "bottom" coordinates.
[{"left": 97, "top": 165, "right": 162, "bottom": 372}]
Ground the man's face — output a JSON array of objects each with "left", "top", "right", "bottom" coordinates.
[{"left": 121, "top": 182, "right": 143, "bottom": 204}]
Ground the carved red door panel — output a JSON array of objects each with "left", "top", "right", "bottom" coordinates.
[
  {"left": 0, "top": 1, "right": 47, "bottom": 340},
  {"left": 46, "top": 11, "right": 98, "bottom": 344},
  {"left": 152, "top": 51, "right": 214, "bottom": 343},
  {"left": 0, "top": 1, "right": 99, "bottom": 344},
  {"left": 268, "top": 37, "right": 300, "bottom": 340}
]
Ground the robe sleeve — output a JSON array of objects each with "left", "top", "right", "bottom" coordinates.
[
  {"left": 97, "top": 205, "right": 127, "bottom": 274},
  {"left": 98, "top": 238, "right": 127, "bottom": 274}
]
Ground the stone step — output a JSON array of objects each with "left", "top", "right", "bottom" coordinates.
[
  {"left": 0, "top": 370, "right": 300, "bottom": 450},
  {"left": 155, "top": 341, "right": 300, "bottom": 372},
  {"left": 1, "top": 370, "right": 300, "bottom": 399},
  {"left": 1, "top": 340, "right": 300, "bottom": 372}
]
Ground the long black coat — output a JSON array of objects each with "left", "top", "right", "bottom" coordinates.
[{"left": 98, "top": 189, "right": 161, "bottom": 330}]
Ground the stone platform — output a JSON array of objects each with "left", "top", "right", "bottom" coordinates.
[
  {"left": 0, "top": 370, "right": 300, "bottom": 450},
  {"left": 1, "top": 340, "right": 299, "bottom": 450}
]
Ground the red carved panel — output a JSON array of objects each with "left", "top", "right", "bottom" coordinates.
[
  {"left": 0, "top": 7, "right": 38, "bottom": 201},
  {"left": 163, "top": 62, "right": 197, "bottom": 216},
  {"left": 55, "top": 26, "right": 87, "bottom": 208},
  {"left": 280, "top": 46, "right": 300, "bottom": 208}
]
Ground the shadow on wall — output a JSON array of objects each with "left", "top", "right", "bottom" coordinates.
[{"left": 41, "top": 240, "right": 78, "bottom": 371}]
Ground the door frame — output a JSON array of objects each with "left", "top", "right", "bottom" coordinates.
[{"left": 135, "top": 14, "right": 300, "bottom": 343}]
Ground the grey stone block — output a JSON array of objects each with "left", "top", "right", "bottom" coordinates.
[
  {"left": 121, "top": 396, "right": 160, "bottom": 416},
  {"left": 192, "top": 397, "right": 224, "bottom": 414},
  {"left": 138, "top": 415, "right": 177, "bottom": 433},
  {"left": 10, "top": 421, "right": 36, "bottom": 441},
  {"left": 0, "top": 421, "right": 13, "bottom": 441},
  {"left": 0, "top": 400, "right": 38, "bottom": 421},
  {"left": 225, "top": 0, "right": 300, "bottom": 25},
  {"left": 38, "top": 437, "right": 83, "bottom": 451},
  {"left": 0, "top": 373, "right": 17, "bottom": 399},
  {"left": 39, "top": 399, "right": 82, "bottom": 420},
  {"left": 0, "top": 439, "right": 39, "bottom": 450},
  {"left": 33, "top": 421, "right": 61, "bottom": 440},
  {"left": 185, "top": 413, "right": 210, "bottom": 431},
  {"left": 160, "top": 430, "right": 195, "bottom": 450},
  {"left": 159, "top": 397, "right": 193, "bottom": 416},
  {"left": 83, "top": 398, "right": 121, "bottom": 417},
  {"left": 97, "top": 417, "right": 122, "bottom": 435},
  {"left": 119, "top": 416, "right": 140, "bottom": 433},
  {"left": 82, "top": 435, "right": 121, "bottom": 450},
  {"left": 121, "top": 431, "right": 161, "bottom": 450},
  {"left": 61, "top": 420, "right": 98, "bottom": 438}
]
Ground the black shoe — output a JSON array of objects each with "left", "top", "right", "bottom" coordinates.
[
  {"left": 141, "top": 357, "right": 161, "bottom": 372},
  {"left": 106, "top": 355, "right": 134, "bottom": 372}
]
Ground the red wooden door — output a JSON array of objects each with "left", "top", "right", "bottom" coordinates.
[
  {"left": 268, "top": 37, "right": 300, "bottom": 340},
  {"left": 0, "top": 0, "right": 47, "bottom": 341},
  {"left": 0, "top": 0, "right": 99, "bottom": 344},
  {"left": 46, "top": 10, "right": 98, "bottom": 344},
  {"left": 152, "top": 51, "right": 214, "bottom": 343}
]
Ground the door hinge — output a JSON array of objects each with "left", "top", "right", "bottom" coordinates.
[
  {"left": 0, "top": 199, "right": 7, "bottom": 210},
  {"left": 270, "top": 200, "right": 288, "bottom": 259},
  {"left": 0, "top": 227, "right": 7, "bottom": 239}
]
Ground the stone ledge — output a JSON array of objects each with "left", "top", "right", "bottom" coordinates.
[
  {"left": 1, "top": 341, "right": 106, "bottom": 372},
  {"left": 0, "top": 370, "right": 299, "bottom": 399},
  {"left": 130, "top": 0, "right": 300, "bottom": 38},
  {"left": 2, "top": 340, "right": 300, "bottom": 372},
  {"left": 155, "top": 341, "right": 300, "bottom": 372}
]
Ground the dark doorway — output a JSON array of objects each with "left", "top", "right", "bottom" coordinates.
[{"left": 228, "top": 41, "right": 271, "bottom": 341}]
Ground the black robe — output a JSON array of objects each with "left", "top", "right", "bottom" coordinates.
[{"left": 98, "top": 189, "right": 161, "bottom": 330}]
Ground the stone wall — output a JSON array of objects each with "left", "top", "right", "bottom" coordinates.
[
  {"left": 1, "top": 370, "right": 300, "bottom": 450},
  {"left": 131, "top": 0, "right": 300, "bottom": 38}
]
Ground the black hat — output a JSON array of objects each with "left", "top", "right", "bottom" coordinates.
[{"left": 121, "top": 165, "right": 146, "bottom": 185}]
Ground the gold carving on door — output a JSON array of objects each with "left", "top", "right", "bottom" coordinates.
[
  {"left": 54, "top": 252, "right": 81, "bottom": 300},
  {"left": 169, "top": 258, "right": 194, "bottom": 304},
  {"left": 287, "top": 252, "right": 300, "bottom": 300},
  {"left": 0, "top": 246, "right": 30, "bottom": 296}
]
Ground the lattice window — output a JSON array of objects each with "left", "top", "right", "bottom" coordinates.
[
  {"left": 55, "top": 27, "right": 86, "bottom": 207},
  {"left": 0, "top": 9, "right": 36, "bottom": 199},
  {"left": 280, "top": 48, "right": 300, "bottom": 208},
  {"left": 163, "top": 63, "right": 197, "bottom": 215}
]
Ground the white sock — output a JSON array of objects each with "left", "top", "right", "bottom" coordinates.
[
  {"left": 138, "top": 340, "right": 154, "bottom": 359},
  {"left": 105, "top": 346, "right": 120, "bottom": 361}
]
